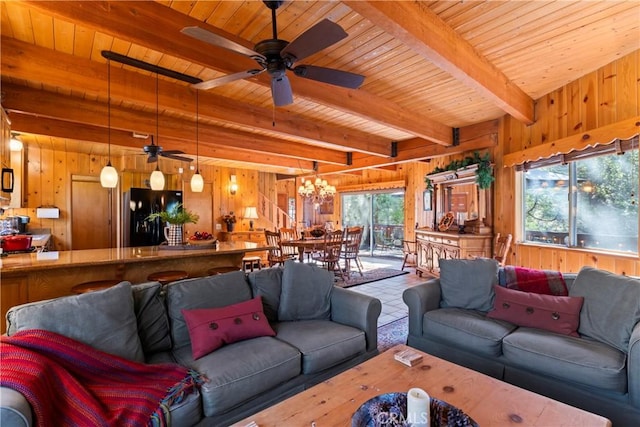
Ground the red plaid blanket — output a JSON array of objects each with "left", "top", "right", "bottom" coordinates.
[
  {"left": 0, "top": 329, "right": 202, "bottom": 427},
  {"left": 503, "top": 266, "right": 568, "bottom": 296}
]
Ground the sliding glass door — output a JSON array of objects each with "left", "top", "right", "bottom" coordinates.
[{"left": 342, "top": 190, "right": 405, "bottom": 257}]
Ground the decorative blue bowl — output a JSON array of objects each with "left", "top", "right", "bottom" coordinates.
[{"left": 351, "top": 392, "right": 478, "bottom": 427}]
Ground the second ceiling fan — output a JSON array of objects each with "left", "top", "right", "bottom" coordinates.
[{"left": 181, "top": 0, "right": 365, "bottom": 106}]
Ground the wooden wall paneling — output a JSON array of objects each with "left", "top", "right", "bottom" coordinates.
[
  {"left": 616, "top": 51, "right": 638, "bottom": 120},
  {"left": 567, "top": 79, "right": 582, "bottom": 136},
  {"left": 614, "top": 258, "right": 638, "bottom": 277},
  {"left": 580, "top": 70, "right": 599, "bottom": 130},
  {"left": 598, "top": 62, "right": 617, "bottom": 126},
  {"left": 183, "top": 181, "right": 213, "bottom": 238}
]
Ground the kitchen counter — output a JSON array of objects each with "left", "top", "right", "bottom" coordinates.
[{"left": 0, "top": 242, "right": 271, "bottom": 333}]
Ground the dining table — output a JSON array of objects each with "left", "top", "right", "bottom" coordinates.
[{"left": 279, "top": 237, "right": 325, "bottom": 262}]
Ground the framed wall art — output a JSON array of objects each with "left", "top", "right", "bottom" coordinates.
[{"left": 423, "top": 190, "right": 432, "bottom": 211}]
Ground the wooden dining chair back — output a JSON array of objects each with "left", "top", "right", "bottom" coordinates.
[
  {"left": 313, "top": 229, "right": 345, "bottom": 280},
  {"left": 401, "top": 240, "right": 417, "bottom": 272},
  {"left": 493, "top": 233, "right": 513, "bottom": 266},
  {"left": 264, "top": 229, "right": 289, "bottom": 267},
  {"left": 340, "top": 226, "right": 364, "bottom": 278},
  {"left": 279, "top": 227, "right": 299, "bottom": 258}
]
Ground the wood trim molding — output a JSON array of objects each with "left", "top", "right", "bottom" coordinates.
[
  {"left": 503, "top": 116, "right": 640, "bottom": 168},
  {"left": 338, "top": 180, "right": 405, "bottom": 193}
]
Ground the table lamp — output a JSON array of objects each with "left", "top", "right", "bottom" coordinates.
[{"left": 243, "top": 206, "right": 259, "bottom": 231}]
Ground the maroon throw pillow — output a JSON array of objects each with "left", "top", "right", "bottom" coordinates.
[
  {"left": 182, "top": 296, "right": 275, "bottom": 359},
  {"left": 487, "top": 285, "right": 584, "bottom": 337}
]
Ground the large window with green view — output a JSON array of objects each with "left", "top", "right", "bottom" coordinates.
[
  {"left": 342, "top": 190, "right": 405, "bottom": 257},
  {"left": 522, "top": 139, "right": 638, "bottom": 253}
]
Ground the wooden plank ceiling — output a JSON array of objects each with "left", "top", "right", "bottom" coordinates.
[{"left": 1, "top": 1, "right": 638, "bottom": 176}]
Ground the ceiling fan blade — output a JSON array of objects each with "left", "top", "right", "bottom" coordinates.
[
  {"left": 280, "top": 19, "right": 348, "bottom": 64},
  {"left": 292, "top": 65, "right": 365, "bottom": 89},
  {"left": 160, "top": 150, "right": 185, "bottom": 155},
  {"left": 271, "top": 75, "right": 293, "bottom": 106},
  {"left": 193, "top": 69, "right": 266, "bottom": 90},
  {"left": 181, "top": 26, "right": 266, "bottom": 61},
  {"left": 161, "top": 153, "right": 194, "bottom": 162}
]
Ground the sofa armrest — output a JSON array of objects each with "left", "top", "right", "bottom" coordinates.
[
  {"left": 402, "top": 279, "right": 441, "bottom": 338},
  {"left": 629, "top": 321, "right": 640, "bottom": 408},
  {"left": 331, "top": 287, "right": 382, "bottom": 352},
  {"left": 0, "top": 387, "right": 32, "bottom": 427}
]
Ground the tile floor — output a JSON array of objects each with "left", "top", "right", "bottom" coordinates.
[{"left": 346, "top": 256, "right": 430, "bottom": 327}]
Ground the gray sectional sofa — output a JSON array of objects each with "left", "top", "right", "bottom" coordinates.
[
  {"left": 1, "top": 260, "right": 382, "bottom": 426},
  {"left": 403, "top": 259, "right": 640, "bottom": 426}
]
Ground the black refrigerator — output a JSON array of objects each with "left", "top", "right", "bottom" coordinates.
[{"left": 123, "top": 188, "right": 183, "bottom": 247}]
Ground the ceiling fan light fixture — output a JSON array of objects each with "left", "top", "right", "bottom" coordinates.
[{"left": 101, "top": 59, "right": 119, "bottom": 189}]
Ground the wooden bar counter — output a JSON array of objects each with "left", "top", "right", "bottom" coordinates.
[{"left": 0, "top": 242, "right": 268, "bottom": 332}]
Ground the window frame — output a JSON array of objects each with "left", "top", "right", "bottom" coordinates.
[{"left": 519, "top": 137, "right": 638, "bottom": 255}]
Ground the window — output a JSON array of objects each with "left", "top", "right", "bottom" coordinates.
[{"left": 522, "top": 139, "right": 638, "bottom": 254}]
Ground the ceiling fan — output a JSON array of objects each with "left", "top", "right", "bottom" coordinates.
[
  {"left": 181, "top": 0, "right": 365, "bottom": 106},
  {"left": 142, "top": 136, "right": 193, "bottom": 163}
]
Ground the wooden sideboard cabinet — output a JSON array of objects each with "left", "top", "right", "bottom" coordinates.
[
  {"left": 416, "top": 229, "right": 492, "bottom": 275},
  {"left": 218, "top": 231, "right": 268, "bottom": 266}
]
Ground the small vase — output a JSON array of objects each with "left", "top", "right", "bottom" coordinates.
[
  {"left": 164, "top": 224, "right": 183, "bottom": 246},
  {"left": 226, "top": 222, "right": 235, "bottom": 232}
]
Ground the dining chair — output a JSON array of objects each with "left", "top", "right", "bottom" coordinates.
[
  {"left": 279, "top": 227, "right": 299, "bottom": 259},
  {"left": 312, "top": 229, "right": 345, "bottom": 280},
  {"left": 264, "top": 229, "right": 291, "bottom": 267},
  {"left": 493, "top": 233, "right": 513, "bottom": 266},
  {"left": 340, "top": 226, "right": 364, "bottom": 279},
  {"left": 401, "top": 240, "right": 417, "bottom": 272}
]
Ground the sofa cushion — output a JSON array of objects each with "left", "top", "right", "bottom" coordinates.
[
  {"left": 6, "top": 281, "right": 144, "bottom": 362},
  {"left": 423, "top": 308, "right": 516, "bottom": 357},
  {"left": 172, "top": 336, "right": 301, "bottom": 417},
  {"left": 439, "top": 258, "right": 498, "bottom": 312},
  {"left": 273, "top": 320, "right": 365, "bottom": 374},
  {"left": 132, "top": 281, "right": 172, "bottom": 355},
  {"left": 502, "top": 328, "right": 628, "bottom": 394},
  {"left": 501, "top": 266, "right": 568, "bottom": 295},
  {"left": 247, "top": 267, "right": 283, "bottom": 322},
  {"left": 165, "top": 271, "right": 252, "bottom": 349},
  {"left": 570, "top": 267, "right": 640, "bottom": 352},
  {"left": 182, "top": 296, "right": 275, "bottom": 359},
  {"left": 278, "top": 260, "right": 333, "bottom": 321},
  {"left": 487, "top": 285, "right": 583, "bottom": 337}
]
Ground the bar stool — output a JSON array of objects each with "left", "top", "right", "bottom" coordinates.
[
  {"left": 207, "top": 266, "right": 240, "bottom": 275},
  {"left": 242, "top": 256, "right": 262, "bottom": 272},
  {"left": 147, "top": 270, "right": 189, "bottom": 285},
  {"left": 71, "top": 279, "right": 122, "bottom": 295}
]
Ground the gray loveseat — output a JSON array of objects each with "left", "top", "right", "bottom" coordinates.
[
  {"left": 1, "top": 260, "right": 381, "bottom": 426},
  {"left": 403, "top": 260, "right": 640, "bottom": 426}
]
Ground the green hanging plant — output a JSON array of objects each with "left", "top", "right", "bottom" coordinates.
[{"left": 424, "top": 151, "right": 494, "bottom": 190}]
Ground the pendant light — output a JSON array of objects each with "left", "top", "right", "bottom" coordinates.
[
  {"left": 150, "top": 72, "right": 165, "bottom": 191},
  {"left": 190, "top": 91, "right": 204, "bottom": 192},
  {"left": 100, "top": 59, "right": 118, "bottom": 188}
]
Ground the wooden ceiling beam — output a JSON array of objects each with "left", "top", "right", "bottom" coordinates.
[
  {"left": 346, "top": 1, "right": 535, "bottom": 125},
  {"left": 9, "top": 113, "right": 314, "bottom": 170},
  {"left": 2, "top": 84, "right": 348, "bottom": 165},
  {"left": 23, "top": 0, "right": 452, "bottom": 146},
  {"left": 1, "top": 37, "right": 391, "bottom": 157},
  {"left": 317, "top": 132, "right": 497, "bottom": 175}
]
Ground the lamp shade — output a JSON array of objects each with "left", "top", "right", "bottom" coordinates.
[
  {"left": 243, "top": 206, "right": 259, "bottom": 219},
  {"left": 100, "top": 164, "right": 118, "bottom": 188},
  {"left": 150, "top": 168, "right": 165, "bottom": 190},
  {"left": 190, "top": 172, "right": 204, "bottom": 192},
  {"left": 9, "top": 135, "right": 23, "bottom": 151}
]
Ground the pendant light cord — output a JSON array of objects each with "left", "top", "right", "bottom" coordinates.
[
  {"left": 196, "top": 91, "right": 199, "bottom": 173},
  {"left": 107, "top": 59, "right": 111, "bottom": 164}
]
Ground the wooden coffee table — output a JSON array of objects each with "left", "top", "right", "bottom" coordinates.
[{"left": 233, "top": 345, "right": 611, "bottom": 426}]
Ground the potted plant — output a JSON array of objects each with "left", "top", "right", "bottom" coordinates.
[
  {"left": 147, "top": 203, "right": 199, "bottom": 246},
  {"left": 222, "top": 212, "right": 237, "bottom": 232}
]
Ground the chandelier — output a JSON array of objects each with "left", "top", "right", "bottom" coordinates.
[{"left": 298, "top": 177, "right": 336, "bottom": 205}]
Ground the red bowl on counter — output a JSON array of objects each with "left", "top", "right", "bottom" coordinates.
[{"left": 1, "top": 235, "right": 33, "bottom": 251}]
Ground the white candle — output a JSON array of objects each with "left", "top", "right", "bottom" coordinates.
[{"left": 407, "top": 387, "right": 430, "bottom": 426}]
